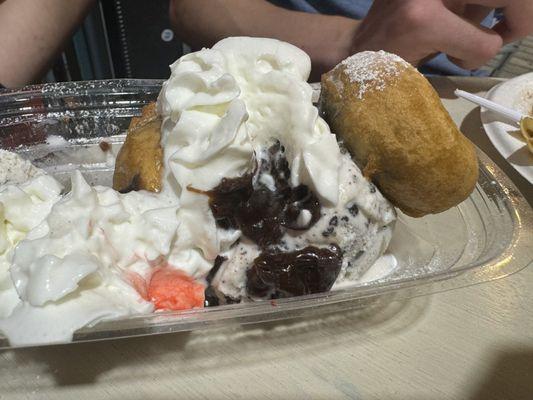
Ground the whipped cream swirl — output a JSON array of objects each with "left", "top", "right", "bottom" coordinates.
[{"left": 0, "top": 170, "right": 179, "bottom": 345}]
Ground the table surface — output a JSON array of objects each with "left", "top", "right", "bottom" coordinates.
[{"left": 1, "top": 77, "right": 532, "bottom": 400}]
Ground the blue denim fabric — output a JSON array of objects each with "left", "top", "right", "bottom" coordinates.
[{"left": 268, "top": 0, "right": 372, "bottom": 19}]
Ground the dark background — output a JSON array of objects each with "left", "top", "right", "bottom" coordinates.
[{"left": 47, "top": 0, "right": 187, "bottom": 83}]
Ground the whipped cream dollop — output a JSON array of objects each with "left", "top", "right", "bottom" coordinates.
[
  {"left": 158, "top": 37, "right": 340, "bottom": 201},
  {"left": 0, "top": 172, "right": 63, "bottom": 320},
  {"left": 0, "top": 168, "right": 180, "bottom": 345},
  {"left": 157, "top": 37, "right": 343, "bottom": 279}
]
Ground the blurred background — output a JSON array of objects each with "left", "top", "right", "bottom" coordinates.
[{"left": 44, "top": 0, "right": 533, "bottom": 83}]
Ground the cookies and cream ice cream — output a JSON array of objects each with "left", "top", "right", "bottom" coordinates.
[
  {"left": 0, "top": 37, "right": 396, "bottom": 346},
  {"left": 157, "top": 37, "right": 394, "bottom": 302}
]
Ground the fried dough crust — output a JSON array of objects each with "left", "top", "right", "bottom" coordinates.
[
  {"left": 113, "top": 102, "right": 163, "bottom": 193},
  {"left": 320, "top": 53, "right": 478, "bottom": 217}
]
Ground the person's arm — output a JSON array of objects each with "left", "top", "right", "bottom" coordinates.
[
  {"left": 169, "top": 0, "right": 360, "bottom": 81},
  {"left": 170, "top": 0, "right": 533, "bottom": 77},
  {"left": 0, "top": 0, "right": 96, "bottom": 88}
]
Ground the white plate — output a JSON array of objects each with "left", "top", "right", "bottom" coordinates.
[{"left": 481, "top": 72, "right": 533, "bottom": 184}]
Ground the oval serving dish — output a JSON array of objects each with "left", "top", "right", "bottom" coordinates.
[{"left": 0, "top": 79, "right": 531, "bottom": 349}]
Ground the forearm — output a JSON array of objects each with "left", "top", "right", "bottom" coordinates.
[
  {"left": 170, "top": 0, "right": 359, "bottom": 80},
  {"left": 0, "top": 0, "right": 96, "bottom": 88}
]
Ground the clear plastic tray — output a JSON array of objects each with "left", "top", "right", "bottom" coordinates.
[{"left": 0, "top": 80, "right": 531, "bottom": 349}]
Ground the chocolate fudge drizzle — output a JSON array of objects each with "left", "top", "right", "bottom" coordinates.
[
  {"left": 246, "top": 245, "right": 342, "bottom": 298},
  {"left": 191, "top": 141, "right": 343, "bottom": 300},
  {"left": 205, "top": 141, "right": 321, "bottom": 248}
]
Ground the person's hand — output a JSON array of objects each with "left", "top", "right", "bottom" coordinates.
[{"left": 351, "top": 0, "right": 533, "bottom": 70}]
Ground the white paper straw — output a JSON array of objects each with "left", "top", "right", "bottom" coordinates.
[{"left": 454, "top": 89, "right": 522, "bottom": 124}]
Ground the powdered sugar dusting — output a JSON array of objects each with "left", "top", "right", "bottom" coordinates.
[
  {"left": 0, "top": 150, "right": 43, "bottom": 186},
  {"left": 338, "top": 50, "right": 409, "bottom": 99}
]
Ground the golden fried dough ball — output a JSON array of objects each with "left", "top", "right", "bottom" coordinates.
[
  {"left": 113, "top": 102, "right": 163, "bottom": 193},
  {"left": 320, "top": 51, "right": 478, "bottom": 217}
]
